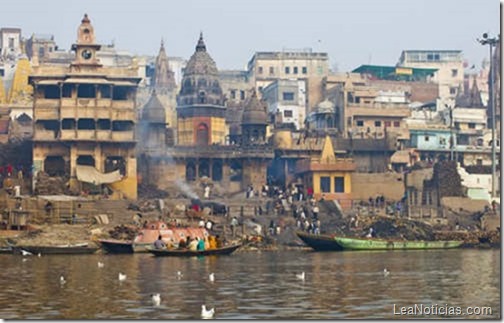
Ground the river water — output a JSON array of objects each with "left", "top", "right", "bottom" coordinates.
[{"left": 0, "top": 249, "right": 499, "bottom": 319}]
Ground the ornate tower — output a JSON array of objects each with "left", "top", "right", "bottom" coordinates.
[
  {"left": 70, "top": 14, "right": 102, "bottom": 69},
  {"left": 241, "top": 90, "right": 268, "bottom": 145},
  {"left": 152, "top": 39, "right": 176, "bottom": 93},
  {"left": 176, "top": 33, "right": 226, "bottom": 146}
]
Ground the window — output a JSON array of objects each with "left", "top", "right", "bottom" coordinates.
[
  {"left": 293, "top": 67, "right": 298, "bottom": 74},
  {"left": 282, "top": 92, "right": 294, "bottom": 101},
  {"left": 230, "top": 90, "right": 236, "bottom": 99},
  {"left": 424, "top": 136, "right": 430, "bottom": 141},
  {"left": 356, "top": 120, "right": 364, "bottom": 127},
  {"left": 451, "top": 69, "right": 458, "bottom": 77},
  {"left": 374, "top": 121, "right": 381, "bottom": 127},
  {"left": 320, "top": 177, "right": 330, "bottom": 193},
  {"left": 8, "top": 37, "right": 14, "bottom": 48},
  {"left": 468, "top": 123, "right": 476, "bottom": 129},
  {"left": 384, "top": 121, "right": 391, "bottom": 127},
  {"left": 393, "top": 121, "right": 400, "bottom": 127},
  {"left": 258, "top": 66, "right": 263, "bottom": 74},
  {"left": 240, "top": 90, "right": 245, "bottom": 100},
  {"left": 450, "top": 87, "right": 457, "bottom": 95},
  {"left": 0, "top": 69, "right": 4, "bottom": 77},
  {"left": 439, "top": 137, "right": 446, "bottom": 145},
  {"left": 283, "top": 110, "right": 293, "bottom": 118},
  {"left": 302, "top": 67, "right": 307, "bottom": 74},
  {"left": 334, "top": 177, "right": 345, "bottom": 193},
  {"left": 269, "top": 66, "right": 274, "bottom": 75},
  {"left": 285, "top": 67, "right": 290, "bottom": 74}
]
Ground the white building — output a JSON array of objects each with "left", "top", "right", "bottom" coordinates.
[
  {"left": 0, "top": 28, "right": 22, "bottom": 59},
  {"left": 262, "top": 79, "right": 306, "bottom": 130}
]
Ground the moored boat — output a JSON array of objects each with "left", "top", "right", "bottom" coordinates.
[
  {"left": 334, "top": 236, "right": 464, "bottom": 251},
  {"left": 13, "top": 243, "right": 99, "bottom": 255},
  {"left": 296, "top": 231, "right": 344, "bottom": 251},
  {"left": 147, "top": 243, "right": 242, "bottom": 257},
  {"left": 99, "top": 221, "right": 209, "bottom": 254}
]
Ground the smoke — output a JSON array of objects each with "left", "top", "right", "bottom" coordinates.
[{"left": 139, "top": 96, "right": 200, "bottom": 199}]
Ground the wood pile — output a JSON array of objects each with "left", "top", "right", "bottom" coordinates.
[
  {"left": 424, "top": 161, "right": 464, "bottom": 199},
  {"left": 35, "top": 172, "right": 68, "bottom": 195},
  {"left": 108, "top": 225, "right": 139, "bottom": 240}
]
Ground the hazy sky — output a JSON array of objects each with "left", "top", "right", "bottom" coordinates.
[{"left": 1, "top": 0, "right": 500, "bottom": 71}]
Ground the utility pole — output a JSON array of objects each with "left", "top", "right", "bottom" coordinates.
[{"left": 477, "top": 33, "right": 500, "bottom": 198}]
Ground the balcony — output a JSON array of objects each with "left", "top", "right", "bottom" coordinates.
[
  {"left": 77, "top": 130, "right": 96, "bottom": 140},
  {"left": 60, "top": 130, "right": 75, "bottom": 140},
  {"left": 111, "top": 109, "right": 136, "bottom": 121},
  {"left": 96, "top": 98, "right": 112, "bottom": 108},
  {"left": 111, "top": 131, "right": 134, "bottom": 141},
  {"left": 36, "top": 99, "right": 59, "bottom": 109},
  {"left": 33, "top": 129, "right": 57, "bottom": 141},
  {"left": 111, "top": 100, "right": 134, "bottom": 110},
  {"left": 96, "top": 130, "right": 111, "bottom": 140},
  {"left": 34, "top": 107, "right": 58, "bottom": 120}
]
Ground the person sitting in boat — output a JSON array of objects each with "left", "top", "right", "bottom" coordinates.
[
  {"left": 188, "top": 237, "right": 198, "bottom": 251},
  {"left": 208, "top": 236, "right": 217, "bottom": 249},
  {"left": 178, "top": 238, "right": 187, "bottom": 249},
  {"left": 215, "top": 235, "right": 223, "bottom": 248},
  {"left": 366, "top": 228, "right": 374, "bottom": 238},
  {"left": 154, "top": 235, "right": 166, "bottom": 249},
  {"left": 197, "top": 237, "right": 205, "bottom": 251}
]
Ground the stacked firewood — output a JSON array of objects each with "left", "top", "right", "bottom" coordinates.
[{"left": 108, "top": 225, "right": 138, "bottom": 240}]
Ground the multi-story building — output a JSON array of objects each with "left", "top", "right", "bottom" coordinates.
[
  {"left": 262, "top": 79, "right": 306, "bottom": 130},
  {"left": 25, "top": 34, "right": 58, "bottom": 62},
  {"left": 29, "top": 14, "right": 141, "bottom": 199},
  {"left": 330, "top": 80, "right": 411, "bottom": 143},
  {"left": 247, "top": 49, "right": 329, "bottom": 110},
  {"left": 397, "top": 50, "right": 464, "bottom": 102}
]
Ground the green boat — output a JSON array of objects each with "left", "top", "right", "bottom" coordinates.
[{"left": 334, "top": 236, "right": 463, "bottom": 251}]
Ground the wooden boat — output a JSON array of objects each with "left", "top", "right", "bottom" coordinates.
[
  {"left": 147, "top": 243, "right": 242, "bottom": 257},
  {"left": 99, "top": 221, "right": 209, "bottom": 254},
  {"left": 13, "top": 243, "right": 99, "bottom": 255},
  {"left": 296, "top": 231, "right": 344, "bottom": 251},
  {"left": 99, "top": 239, "right": 135, "bottom": 254},
  {"left": 334, "top": 236, "right": 464, "bottom": 251}
]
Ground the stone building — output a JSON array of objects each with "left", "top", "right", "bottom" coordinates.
[
  {"left": 29, "top": 14, "right": 141, "bottom": 199},
  {"left": 139, "top": 34, "right": 273, "bottom": 195}
]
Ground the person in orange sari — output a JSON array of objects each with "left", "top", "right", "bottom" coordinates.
[{"left": 208, "top": 236, "right": 217, "bottom": 249}]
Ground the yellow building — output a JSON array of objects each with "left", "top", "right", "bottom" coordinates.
[
  {"left": 295, "top": 135, "right": 356, "bottom": 209},
  {"left": 29, "top": 14, "right": 141, "bottom": 199}
]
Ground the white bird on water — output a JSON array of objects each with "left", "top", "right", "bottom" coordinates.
[
  {"left": 383, "top": 268, "right": 390, "bottom": 277},
  {"left": 118, "top": 272, "right": 127, "bottom": 281},
  {"left": 201, "top": 305, "right": 215, "bottom": 319},
  {"left": 60, "top": 275, "right": 66, "bottom": 285},
  {"left": 20, "top": 249, "right": 32, "bottom": 256},
  {"left": 151, "top": 293, "right": 161, "bottom": 306},
  {"left": 296, "top": 272, "right": 305, "bottom": 280},
  {"left": 37, "top": 253, "right": 41, "bottom": 257},
  {"left": 97, "top": 262, "right": 104, "bottom": 268},
  {"left": 209, "top": 273, "right": 215, "bottom": 282}
]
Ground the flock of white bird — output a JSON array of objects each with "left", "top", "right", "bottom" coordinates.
[{"left": 19, "top": 249, "right": 391, "bottom": 319}]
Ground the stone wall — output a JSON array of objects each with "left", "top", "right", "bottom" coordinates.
[{"left": 351, "top": 172, "right": 405, "bottom": 201}]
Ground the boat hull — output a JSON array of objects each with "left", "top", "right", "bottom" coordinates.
[
  {"left": 99, "top": 239, "right": 135, "bottom": 254},
  {"left": 13, "top": 245, "right": 99, "bottom": 255},
  {"left": 296, "top": 232, "right": 344, "bottom": 251},
  {"left": 147, "top": 244, "right": 242, "bottom": 257},
  {"left": 334, "top": 237, "right": 463, "bottom": 251}
]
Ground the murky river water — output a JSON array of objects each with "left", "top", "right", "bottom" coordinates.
[{"left": 0, "top": 249, "right": 499, "bottom": 319}]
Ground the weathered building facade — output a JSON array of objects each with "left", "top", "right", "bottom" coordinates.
[{"left": 29, "top": 14, "right": 141, "bottom": 199}]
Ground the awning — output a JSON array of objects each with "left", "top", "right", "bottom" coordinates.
[
  {"left": 390, "top": 150, "right": 412, "bottom": 164},
  {"left": 76, "top": 165, "right": 122, "bottom": 185}
]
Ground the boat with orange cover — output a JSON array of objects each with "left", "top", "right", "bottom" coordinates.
[{"left": 99, "top": 221, "right": 209, "bottom": 254}]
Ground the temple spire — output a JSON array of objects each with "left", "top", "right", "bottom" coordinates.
[{"left": 196, "top": 32, "right": 206, "bottom": 52}]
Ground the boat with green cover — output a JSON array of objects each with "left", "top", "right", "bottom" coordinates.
[{"left": 334, "top": 236, "right": 463, "bottom": 251}]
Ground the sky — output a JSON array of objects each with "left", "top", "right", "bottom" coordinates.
[{"left": 1, "top": 0, "right": 501, "bottom": 72}]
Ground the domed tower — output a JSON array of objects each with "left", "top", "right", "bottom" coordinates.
[
  {"left": 70, "top": 14, "right": 102, "bottom": 69},
  {"left": 176, "top": 33, "right": 226, "bottom": 146},
  {"left": 241, "top": 90, "right": 268, "bottom": 145}
]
